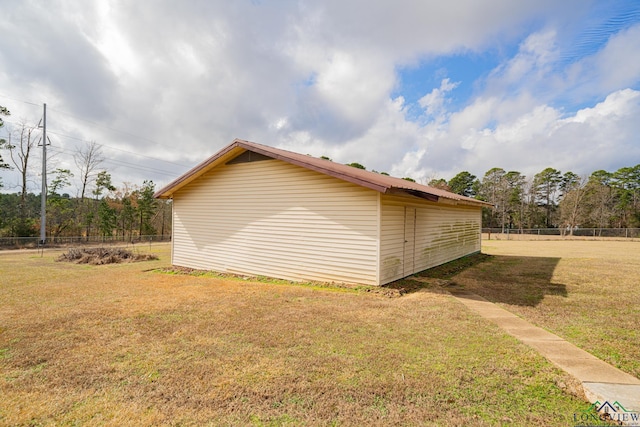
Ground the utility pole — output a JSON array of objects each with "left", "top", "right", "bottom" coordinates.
[{"left": 39, "top": 103, "right": 47, "bottom": 245}]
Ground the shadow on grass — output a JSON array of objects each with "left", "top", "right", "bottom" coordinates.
[
  {"left": 456, "top": 255, "right": 567, "bottom": 307},
  {"left": 385, "top": 253, "right": 568, "bottom": 307},
  {"left": 383, "top": 253, "right": 492, "bottom": 295}
]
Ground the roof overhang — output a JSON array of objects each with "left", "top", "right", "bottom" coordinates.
[{"left": 154, "top": 139, "right": 493, "bottom": 209}]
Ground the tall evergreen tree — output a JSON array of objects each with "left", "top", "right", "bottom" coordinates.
[
  {"left": 448, "top": 171, "right": 477, "bottom": 197},
  {"left": 137, "top": 180, "right": 157, "bottom": 236},
  {"left": 479, "top": 168, "right": 505, "bottom": 229},
  {"left": 503, "top": 171, "right": 525, "bottom": 229},
  {"left": 97, "top": 199, "right": 117, "bottom": 238},
  {"left": 611, "top": 165, "right": 640, "bottom": 227},
  {"left": 428, "top": 178, "right": 450, "bottom": 191},
  {"left": 533, "top": 167, "right": 562, "bottom": 227},
  {"left": 583, "top": 171, "right": 615, "bottom": 232},
  {"left": 345, "top": 162, "right": 366, "bottom": 170},
  {"left": 46, "top": 169, "right": 75, "bottom": 239}
]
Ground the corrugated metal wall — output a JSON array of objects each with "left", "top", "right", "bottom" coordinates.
[
  {"left": 172, "top": 158, "right": 380, "bottom": 285},
  {"left": 380, "top": 194, "right": 481, "bottom": 285}
]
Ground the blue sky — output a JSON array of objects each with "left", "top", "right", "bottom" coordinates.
[
  {"left": 395, "top": 52, "right": 504, "bottom": 122},
  {"left": 397, "top": 2, "right": 640, "bottom": 120},
  {"left": 1, "top": 0, "right": 639, "bottom": 194}
]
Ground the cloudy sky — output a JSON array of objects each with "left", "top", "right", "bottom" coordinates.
[{"left": 1, "top": 0, "right": 639, "bottom": 194}]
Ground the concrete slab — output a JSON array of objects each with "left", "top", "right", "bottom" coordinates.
[
  {"left": 494, "top": 319, "right": 564, "bottom": 340},
  {"left": 544, "top": 357, "right": 640, "bottom": 385},
  {"left": 523, "top": 340, "right": 601, "bottom": 359},
  {"left": 449, "top": 290, "right": 640, "bottom": 424}
]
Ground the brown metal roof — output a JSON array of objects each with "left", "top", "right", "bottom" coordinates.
[{"left": 154, "top": 138, "right": 492, "bottom": 207}]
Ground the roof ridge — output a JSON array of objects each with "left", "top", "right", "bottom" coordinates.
[{"left": 155, "top": 138, "right": 492, "bottom": 208}]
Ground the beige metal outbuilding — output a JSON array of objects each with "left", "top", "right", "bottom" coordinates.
[{"left": 155, "top": 139, "right": 491, "bottom": 286}]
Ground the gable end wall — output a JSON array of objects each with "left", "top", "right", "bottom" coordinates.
[{"left": 171, "top": 159, "right": 380, "bottom": 285}]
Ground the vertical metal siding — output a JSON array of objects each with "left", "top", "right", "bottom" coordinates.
[
  {"left": 171, "top": 159, "right": 379, "bottom": 285},
  {"left": 380, "top": 194, "right": 481, "bottom": 285}
]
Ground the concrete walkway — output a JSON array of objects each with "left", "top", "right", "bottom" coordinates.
[{"left": 449, "top": 289, "right": 640, "bottom": 423}]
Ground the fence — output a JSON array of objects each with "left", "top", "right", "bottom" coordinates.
[
  {"left": 3, "top": 229, "right": 639, "bottom": 248},
  {"left": 482, "top": 228, "right": 640, "bottom": 239},
  {"left": 0, "top": 235, "right": 172, "bottom": 249}
]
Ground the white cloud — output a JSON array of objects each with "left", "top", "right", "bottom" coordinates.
[
  {"left": 88, "top": 2, "right": 141, "bottom": 79},
  {"left": 564, "top": 23, "right": 640, "bottom": 98},
  {"left": 309, "top": 50, "right": 395, "bottom": 132},
  {"left": 418, "top": 78, "right": 459, "bottom": 122},
  {"left": 481, "top": 29, "right": 561, "bottom": 105},
  {"left": 422, "top": 89, "right": 639, "bottom": 178},
  {"left": 298, "top": 0, "right": 572, "bottom": 60},
  {"left": 1, "top": 0, "right": 638, "bottom": 193},
  {"left": 569, "top": 88, "right": 639, "bottom": 123}
]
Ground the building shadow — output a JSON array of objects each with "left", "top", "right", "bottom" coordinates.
[
  {"left": 384, "top": 253, "right": 567, "bottom": 307},
  {"left": 456, "top": 255, "right": 567, "bottom": 307},
  {"left": 384, "top": 253, "right": 491, "bottom": 295}
]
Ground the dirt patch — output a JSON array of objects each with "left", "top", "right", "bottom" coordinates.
[{"left": 57, "top": 247, "right": 159, "bottom": 265}]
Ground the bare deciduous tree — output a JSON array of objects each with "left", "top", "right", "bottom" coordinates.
[
  {"left": 4, "top": 121, "right": 39, "bottom": 235},
  {"left": 74, "top": 141, "right": 104, "bottom": 199}
]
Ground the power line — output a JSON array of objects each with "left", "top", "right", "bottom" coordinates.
[
  {"left": 47, "top": 105, "right": 167, "bottom": 148},
  {"left": 1, "top": 119, "right": 193, "bottom": 169},
  {"left": 0, "top": 93, "right": 41, "bottom": 107},
  {"left": 0, "top": 94, "right": 194, "bottom": 190},
  {"left": 47, "top": 147, "right": 181, "bottom": 177},
  {"left": 46, "top": 129, "right": 192, "bottom": 168},
  {"left": 0, "top": 93, "right": 193, "bottom": 169}
]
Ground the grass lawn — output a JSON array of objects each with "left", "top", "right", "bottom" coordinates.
[
  {"left": 458, "top": 239, "right": 640, "bottom": 380},
  {"left": 1, "top": 243, "right": 597, "bottom": 426}
]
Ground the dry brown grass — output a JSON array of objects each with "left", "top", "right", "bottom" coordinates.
[
  {"left": 457, "top": 240, "right": 640, "bottom": 379},
  {"left": 1, "top": 244, "right": 594, "bottom": 425}
]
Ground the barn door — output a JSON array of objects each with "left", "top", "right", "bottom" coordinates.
[{"left": 403, "top": 207, "right": 416, "bottom": 276}]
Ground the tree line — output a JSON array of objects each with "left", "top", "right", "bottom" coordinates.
[
  {"left": 0, "top": 105, "right": 171, "bottom": 240},
  {"left": 341, "top": 158, "right": 640, "bottom": 232},
  {"left": 428, "top": 166, "right": 640, "bottom": 233}
]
